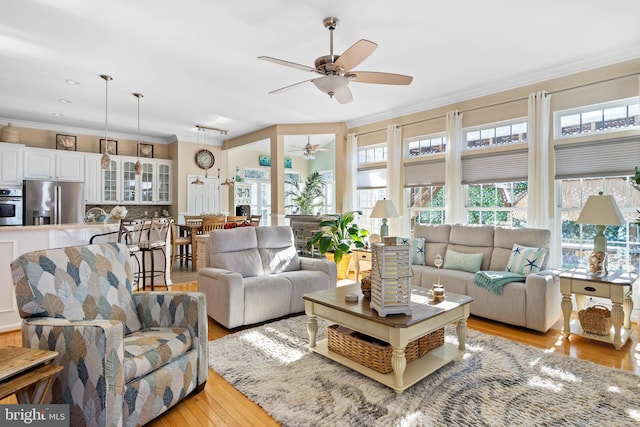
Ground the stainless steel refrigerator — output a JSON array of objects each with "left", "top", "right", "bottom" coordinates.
[{"left": 23, "top": 180, "right": 85, "bottom": 225}]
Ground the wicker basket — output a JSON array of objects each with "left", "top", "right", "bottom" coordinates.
[
  {"left": 360, "top": 275, "right": 372, "bottom": 299},
  {"left": 327, "top": 324, "right": 444, "bottom": 374},
  {"left": 578, "top": 305, "right": 612, "bottom": 336}
]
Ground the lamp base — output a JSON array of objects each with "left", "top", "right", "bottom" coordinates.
[
  {"left": 588, "top": 250, "right": 607, "bottom": 276},
  {"left": 379, "top": 218, "right": 389, "bottom": 238}
]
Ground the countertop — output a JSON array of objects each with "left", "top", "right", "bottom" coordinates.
[{"left": 0, "top": 222, "right": 118, "bottom": 232}]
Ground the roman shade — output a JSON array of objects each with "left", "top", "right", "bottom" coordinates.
[
  {"left": 462, "top": 148, "right": 528, "bottom": 184},
  {"left": 404, "top": 158, "right": 446, "bottom": 187},
  {"left": 357, "top": 167, "right": 386, "bottom": 189},
  {"left": 554, "top": 137, "right": 638, "bottom": 179}
]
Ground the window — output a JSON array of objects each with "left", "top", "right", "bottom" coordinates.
[
  {"left": 406, "top": 133, "right": 446, "bottom": 157},
  {"left": 559, "top": 176, "right": 639, "bottom": 273},
  {"left": 284, "top": 171, "right": 301, "bottom": 215},
  {"left": 356, "top": 189, "right": 386, "bottom": 236},
  {"left": 465, "top": 119, "right": 527, "bottom": 149},
  {"left": 465, "top": 182, "right": 528, "bottom": 228},
  {"left": 407, "top": 186, "right": 445, "bottom": 230},
  {"left": 244, "top": 168, "right": 272, "bottom": 226},
  {"left": 318, "top": 170, "right": 334, "bottom": 214},
  {"left": 555, "top": 97, "right": 640, "bottom": 138},
  {"left": 358, "top": 144, "right": 387, "bottom": 165}
]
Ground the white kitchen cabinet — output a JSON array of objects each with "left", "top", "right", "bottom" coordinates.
[
  {"left": 102, "top": 158, "right": 120, "bottom": 203},
  {"left": 0, "top": 142, "right": 24, "bottom": 186},
  {"left": 84, "top": 153, "right": 102, "bottom": 203},
  {"left": 156, "top": 159, "right": 171, "bottom": 203},
  {"left": 24, "top": 148, "right": 84, "bottom": 181}
]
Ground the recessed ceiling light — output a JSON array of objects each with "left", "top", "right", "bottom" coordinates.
[
  {"left": 65, "top": 79, "right": 80, "bottom": 85},
  {"left": 52, "top": 112, "right": 65, "bottom": 117},
  {"left": 58, "top": 98, "right": 71, "bottom": 104}
]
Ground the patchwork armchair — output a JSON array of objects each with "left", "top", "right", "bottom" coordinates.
[{"left": 11, "top": 242, "right": 208, "bottom": 427}]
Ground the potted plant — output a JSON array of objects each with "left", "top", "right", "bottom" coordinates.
[
  {"left": 285, "top": 170, "right": 325, "bottom": 214},
  {"left": 307, "top": 211, "right": 369, "bottom": 279}
]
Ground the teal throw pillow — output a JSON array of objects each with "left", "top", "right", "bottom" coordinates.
[
  {"left": 506, "top": 243, "right": 547, "bottom": 275},
  {"left": 443, "top": 249, "right": 483, "bottom": 273},
  {"left": 400, "top": 237, "right": 426, "bottom": 266}
]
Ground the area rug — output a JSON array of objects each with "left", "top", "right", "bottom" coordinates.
[{"left": 208, "top": 316, "right": 640, "bottom": 426}]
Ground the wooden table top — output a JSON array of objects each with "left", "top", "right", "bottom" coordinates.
[
  {"left": 559, "top": 268, "right": 638, "bottom": 285},
  {"left": 0, "top": 347, "right": 59, "bottom": 381},
  {"left": 304, "top": 284, "right": 472, "bottom": 328}
]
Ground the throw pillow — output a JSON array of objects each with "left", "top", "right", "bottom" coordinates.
[
  {"left": 443, "top": 249, "right": 483, "bottom": 274},
  {"left": 399, "top": 237, "right": 426, "bottom": 266},
  {"left": 506, "top": 243, "right": 547, "bottom": 275}
]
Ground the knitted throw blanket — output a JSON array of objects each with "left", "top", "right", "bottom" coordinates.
[{"left": 473, "top": 270, "right": 526, "bottom": 295}]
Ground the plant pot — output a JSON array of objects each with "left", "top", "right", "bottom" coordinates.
[{"left": 326, "top": 252, "right": 353, "bottom": 280}]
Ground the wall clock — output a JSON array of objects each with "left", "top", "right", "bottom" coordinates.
[{"left": 195, "top": 149, "right": 215, "bottom": 170}]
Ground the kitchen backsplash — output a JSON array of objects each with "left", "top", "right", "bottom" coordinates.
[{"left": 86, "top": 205, "right": 172, "bottom": 220}]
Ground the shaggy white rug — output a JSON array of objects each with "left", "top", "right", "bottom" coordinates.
[{"left": 208, "top": 316, "right": 640, "bottom": 426}]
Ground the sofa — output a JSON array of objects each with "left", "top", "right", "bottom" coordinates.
[
  {"left": 11, "top": 242, "right": 208, "bottom": 427},
  {"left": 198, "top": 225, "right": 337, "bottom": 328},
  {"left": 408, "top": 224, "right": 561, "bottom": 332}
]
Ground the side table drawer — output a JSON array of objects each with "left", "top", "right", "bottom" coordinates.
[
  {"left": 356, "top": 252, "right": 372, "bottom": 261},
  {"left": 571, "top": 279, "right": 610, "bottom": 298}
]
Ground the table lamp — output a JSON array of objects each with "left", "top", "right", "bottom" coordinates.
[
  {"left": 370, "top": 198, "right": 399, "bottom": 238},
  {"left": 576, "top": 192, "right": 625, "bottom": 275}
]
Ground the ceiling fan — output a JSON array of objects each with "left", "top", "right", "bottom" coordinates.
[
  {"left": 259, "top": 17, "right": 413, "bottom": 104},
  {"left": 290, "top": 138, "right": 331, "bottom": 159}
]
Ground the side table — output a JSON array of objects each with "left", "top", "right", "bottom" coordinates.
[
  {"left": 352, "top": 248, "right": 372, "bottom": 282},
  {"left": 559, "top": 269, "right": 636, "bottom": 350},
  {"left": 0, "top": 347, "right": 63, "bottom": 404}
]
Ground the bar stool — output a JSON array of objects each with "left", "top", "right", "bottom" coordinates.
[
  {"left": 117, "top": 218, "right": 147, "bottom": 288},
  {"left": 138, "top": 217, "right": 171, "bottom": 290},
  {"left": 171, "top": 223, "right": 192, "bottom": 269}
]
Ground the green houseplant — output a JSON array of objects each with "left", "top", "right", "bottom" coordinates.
[
  {"left": 307, "top": 211, "right": 369, "bottom": 278},
  {"left": 285, "top": 171, "right": 325, "bottom": 215}
]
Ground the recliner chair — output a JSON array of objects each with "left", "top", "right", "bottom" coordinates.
[{"left": 11, "top": 242, "right": 208, "bottom": 427}]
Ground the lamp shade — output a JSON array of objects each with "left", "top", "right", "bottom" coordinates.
[
  {"left": 576, "top": 194, "right": 625, "bottom": 225},
  {"left": 370, "top": 199, "right": 399, "bottom": 219}
]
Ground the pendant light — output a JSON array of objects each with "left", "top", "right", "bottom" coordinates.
[
  {"left": 191, "top": 127, "right": 204, "bottom": 185},
  {"left": 100, "top": 74, "right": 113, "bottom": 169},
  {"left": 133, "top": 92, "right": 143, "bottom": 175}
]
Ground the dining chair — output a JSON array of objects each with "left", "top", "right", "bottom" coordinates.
[
  {"left": 250, "top": 214, "right": 262, "bottom": 226},
  {"left": 202, "top": 215, "right": 225, "bottom": 233},
  {"left": 226, "top": 215, "right": 248, "bottom": 225},
  {"left": 185, "top": 215, "right": 203, "bottom": 226}
]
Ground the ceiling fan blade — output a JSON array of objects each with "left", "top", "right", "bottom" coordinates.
[
  {"left": 334, "top": 39, "right": 377, "bottom": 71},
  {"left": 258, "top": 56, "right": 318, "bottom": 73},
  {"left": 333, "top": 86, "right": 353, "bottom": 104},
  {"left": 351, "top": 71, "right": 413, "bottom": 85},
  {"left": 268, "top": 79, "right": 314, "bottom": 94}
]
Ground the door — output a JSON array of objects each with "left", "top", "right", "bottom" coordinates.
[{"left": 187, "top": 176, "right": 219, "bottom": 215}]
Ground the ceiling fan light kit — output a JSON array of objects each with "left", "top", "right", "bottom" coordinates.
[{"left": 259, "top": 17, "right": 412, "bottom": 104}]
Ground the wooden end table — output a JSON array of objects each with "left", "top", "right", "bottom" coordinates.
[
  {"left": 304, "top": 284, "right": 472, "bottom": 394},
  {"left": 0, "top": 347, "right": 63, "bottom": 404},
  {"left": 559, "top": 268, "right": 636, "bottom": 350}
]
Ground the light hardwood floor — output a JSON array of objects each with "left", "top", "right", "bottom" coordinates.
[{"left": 2, "top": 263, "right": 638, "bottom": 426}]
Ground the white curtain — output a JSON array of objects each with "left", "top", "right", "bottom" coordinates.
[
  {"left": 445, "top": 110, "right": 465, "bottom": 224},
  {"left": 527, "top": 91, "right": 551, "bottom": 229},
  {"left": 386, "top": 124, "right": 403, "bottom": 235},
  {"left": 344, "top": 133, "right": 358, "bottom": 212}
]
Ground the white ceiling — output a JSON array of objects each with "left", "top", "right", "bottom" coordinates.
[{"left": 1, "top": 0, "right": 639, "bottom": 148}]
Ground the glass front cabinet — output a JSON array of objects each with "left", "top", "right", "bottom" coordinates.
[{"left": 100, "top": 156, "right": 171, "bottom": 204}]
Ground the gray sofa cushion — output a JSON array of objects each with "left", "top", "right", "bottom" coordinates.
[
  {"left": 256, "top": 226, "right": 301, "bottom": 274},
  {"left": 449, "top": 224, "right": 494, "bottom": 271},
  {"left": 208, "top": 227, "right": 264, "bottom": 277},
  {"left": 414, "top": 224, "right": 450, "bottom": 266},
  {"left": 242, "top": 276, "right": 291, "bottom": 325},
  {"left": 491, "top": 227, "right": 551, "bottom": 270}
]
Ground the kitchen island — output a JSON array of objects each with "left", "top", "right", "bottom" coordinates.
[{"left": 0, "top": 222, "right": 172, "bottom": 332}]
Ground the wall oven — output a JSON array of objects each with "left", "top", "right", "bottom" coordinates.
[{"left": 0, "top": 187, "right": 23, "bottom": 226}]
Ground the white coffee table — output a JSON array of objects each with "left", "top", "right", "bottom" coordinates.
[{"left": 303, "top": 284, "right": 472, "bottom": 394}]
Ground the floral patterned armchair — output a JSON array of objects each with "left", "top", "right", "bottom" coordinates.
[{"left": 11, "top": 242, "right": 208, "bottom": 427}]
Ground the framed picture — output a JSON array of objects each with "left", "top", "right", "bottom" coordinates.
[
  {"left": 258, "top": 154, "right": 271, "bottom": 167},
  {"left": 284, "top": 157, "right": 292, "bottom": 169},
  {"left": 100, "top": 139, "right": 118, "bottom": 155},
  {"left": 139, "top": 143, "right": 154, "bottom": 158},
  {"left": 56, "top": 134, "right": 76, "bottom": 151}
]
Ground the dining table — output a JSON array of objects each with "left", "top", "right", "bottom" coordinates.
[{"left": 179, "top": 223, "right": 203, "bottom": 271}]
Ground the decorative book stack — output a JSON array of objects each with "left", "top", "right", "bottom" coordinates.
[{"left": 370, "top": 243, "right": 412, "bottom": 317}]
